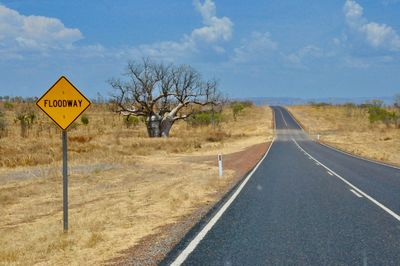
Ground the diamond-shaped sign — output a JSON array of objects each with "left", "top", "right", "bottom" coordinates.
[{"left": 36, "top": 76, "right": 91, "bottom": 130}]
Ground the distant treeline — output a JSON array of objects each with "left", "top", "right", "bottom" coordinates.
[
  {"left": 308, "top": 98, "right": 399, "bottom": 108},
  {"left": 0, "top": 96, "right": 38, "bottom": 103}
]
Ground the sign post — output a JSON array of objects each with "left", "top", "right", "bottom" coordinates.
[
  {"left": 62, "top": 130, "right": 68, "bottom": 231},
  {"left": 36, "top": 76, "right": 91, "bottom": 232}
]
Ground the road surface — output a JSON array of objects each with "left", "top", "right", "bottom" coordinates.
[{"left": 163, "top": 106, "right": 400, "bottom": 265}]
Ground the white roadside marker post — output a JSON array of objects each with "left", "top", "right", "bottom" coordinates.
[
  {"left": 317, "top": 134, "right": 320, "bottom": 140},
  {"left": 218, "top": 153, "right": 223, "bottom": 177}
]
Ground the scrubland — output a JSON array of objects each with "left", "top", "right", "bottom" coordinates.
[
  {"left": 288, "top": 105, "right": 400, "bottom": 166},
  {"left": 0, "top": 102, "right": 273, "bottom": 265}
]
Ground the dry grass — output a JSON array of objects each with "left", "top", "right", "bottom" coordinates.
[
  {"left": 0, "top": 103, "right": 272, "bottom": 167},
  {"left": 288, "top": 105, "right": 400, "bottom": 166},
  {"left": 0, "top": 103, "right": 273, "bottom": 265}
]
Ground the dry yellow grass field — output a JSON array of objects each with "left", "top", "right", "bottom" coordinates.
[
  {"left": 288, "top": 105, "right": 400, "bottom": 166},
  {"left": 0, "top": 102, "right": 273, "bottom": 265}
]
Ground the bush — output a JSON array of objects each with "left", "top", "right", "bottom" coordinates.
[
  {"left": 188, "top": 111, "right": 222, "bottom": 127},
  {"left": 123, "top": 116, "right": 139, "bottom": 128},
  {"left": 81, "top": 115, "right": 89, "bottom": 125},
  {"left": 230, "top": 102, "right": 245, "bottom": 121},
  {"left": 3, "top": 102, "right": 13, "bottom": 110},
  {"left": 0, "top": 111, "right": 6, "bottom": 137},
  {"left": 368, "top": 106, "right": 397, "bottom": 127},
  {"left": 15, "top": 108, "right": 36, "bottom": 137}
]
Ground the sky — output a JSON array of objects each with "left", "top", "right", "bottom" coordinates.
[{"left": 0, "top": 0, "right": 399, "bottom": 99}]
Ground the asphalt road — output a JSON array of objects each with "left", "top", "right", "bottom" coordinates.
[{"left": 163, "top": 106, "right": 400, "bottom": 265}]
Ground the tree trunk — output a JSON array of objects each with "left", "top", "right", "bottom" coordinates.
[
  {"left": 145, "top": 114, "right": 175, "bottom": 137},
  {"left": 146, "top": 114, "right": 162, "bottom": 137},
  {"left": 160, "top": 116, "right": 174, "bottom": 137}
]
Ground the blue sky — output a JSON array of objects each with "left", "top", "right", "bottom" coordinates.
[{"left": 0, "top": 0, "right": 399, "bottom": 99}]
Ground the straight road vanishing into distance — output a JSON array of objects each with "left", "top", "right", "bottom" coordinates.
[{"left": 163, "top": 106, "right": 400, "bottom": 265}]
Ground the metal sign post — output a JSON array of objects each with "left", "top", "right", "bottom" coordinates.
[
  {"left": 62, "top": 130, "right": 68, "bottom": 231},
  {"left": 36, "top": 76, "right": 91, "bottom": 232}
]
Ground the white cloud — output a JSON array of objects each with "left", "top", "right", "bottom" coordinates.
[
  {"left": 231, "top": 31, "right": 277, "bottom": 63},
  {"left": 343, "top": 0, "right": 400, "bottom": 51},
  {"left": 0, "top": 1, "right": 233, "bottom": 62},
  {"left": 129, "top": 0, "right": 233, "bottom": 61},
  {"left": 191, "top": 0, "right": 233, "bottom": 43},
  {"left": 0, "top": 4, "right": 83, "bottom": 52},
  {"left": 283, "top": 45, "right": 323, "bottom": 68}
]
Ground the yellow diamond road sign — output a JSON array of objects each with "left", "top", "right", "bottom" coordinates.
[{"left": 36, "top": 76, "right": 91, "bottom": 130}]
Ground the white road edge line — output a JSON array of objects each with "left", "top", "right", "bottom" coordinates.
[
  {"left": 283, "top": 106, "right": 304, "bottom": 131},
  {"left": 327, "top": 171, "right": 333, "bottom": 176},
  {"left": 292, "top": 138, "right": 400, "bottom": 222},
  {"left": 278, "top": 108, "right": 288, "bottom": 127},
  {"left": 350, "top": 189, "right": 363, "bottom": 198},
  {"left": 171, "top": 138, "right": 276, "bottom": 266},
  {"left": 283, "top": 106, "right": 400, "bottom": 171},
  {"left": 318, "top": 141, "right": 400, "bottom": 171}
]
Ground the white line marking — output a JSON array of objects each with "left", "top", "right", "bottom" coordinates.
[
  {"left": 327, "top": 171, "right": 333, "bottom": 176},
  {"left": 283, "top": 107, "right": 400, "bottom": 171},
  {"left": 292, "top": 138, "right": 400, "bottom": 222},
  {"left": 171, "top": 141, "right": 276, "bottom": 266},
  {"left": 350, "top": 189, "right": 363, "bottom": 198},
  {"left": 283, "top": 107, "right": 304, "bottom": 131},
  {"left": 278, "top": 108, "right": 288, "bottom": 127},
  {"left": 318, "top": 142, "right": 400, "bottom": 170},
  {"left": 315, "top": 162, "right": 320, "bottom": 166}
]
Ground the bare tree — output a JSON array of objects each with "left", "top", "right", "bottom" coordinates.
[
  {"left": 394, "top": 93, "right": 400, "bottom": 128},
  {"left": 109, "top": 58, "right": 221, "bottom": 137},
  {"left": 394, "top": 93, "right": 400, "bottom": 109}
]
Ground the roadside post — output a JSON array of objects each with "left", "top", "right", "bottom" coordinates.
[
  {"left": 317, "top": 134, "right": 320, "bottom": 140},
  {"left": 36, "top": 76, "right": 91, "bottom": 232},
  {"left": 218, "top": 153, "right": 223, "bottom": 177}
]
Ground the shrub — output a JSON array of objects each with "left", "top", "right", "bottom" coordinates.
[
  {"left": 3, "top": 102, "right": 13, "bottom": 110},
  {"left": 230, "top": 102, "right": 245, "bottom": 121},
  {"left": 0, "top": 111, "right": 6, "bottom": 138},
  {"left": 188, "top": 111, "right": 222, "bottom": 127},
  {"left": 15, "top": 108, "right": 36, "bottom": 137},
  {"left": 368, "top": 106, "right": 397, "bottom": 127},
  {"left": 123, "top": 116, "right": 139, "bottom": 128},
  {"left": 81, "top": 115, "right": 89, "bottom": 125}
]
